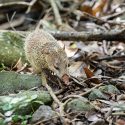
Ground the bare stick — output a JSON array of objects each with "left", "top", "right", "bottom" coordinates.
[
  {"left": 0, "top": 16, "right": 25, "bottom": 30},
  {"left": 63, "top": 83, "right": 103, "bottom": 100},
  {"left": 97, "top": 55, "right": 125, "bottom": 61},
  {"left": 49, "top": 0, "right": 62, "bottom": 26},
  {"left": 51, "top": 29, "right": 125, "bottom": 42},
  {"left": 0, "top": 1, "right": 30, "bottom": 7},
  {"left": 41, "top": 72, "right": 65, "bottom": 123},
  {"left": 102, "top": 9, "right": 125, "bottom": 20},
  {"left": 1, "top": 29, "right": 125, "bottom": 42},
  {"left": 80, "top": 11, "right": 122, "bottom": 26},
  {"left": 26, "top": 0, "right": 38, "bottom": 13}
]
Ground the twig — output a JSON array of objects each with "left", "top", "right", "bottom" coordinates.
[
  {"left": 0, "top": 112, "right": 5, "bottom": 119},
  {"left": 112, "top": 112, "right": 125, "bottom": 116},
  {"left": 80, "top": 83, "right": 103, "bottom": 96},
  {"left": 0, "top": 16, "right": 25, "bottom": 30},
  {"left": 78, "top": 11, "right": 123, "bottom": 26},
  {"left": 41, "top": 72, "right": 65, "bottom": 124},
  {"left": 96, "top": 55, "right": 125, "bottom": 61},
  {"left": 48, "top": 0, "right": 62, "bottom": 26},
  {"left": 63, "top": 83, "right": 103, "bottom": 100},
  {"left": 0, "top": 1, "right": 30, "bottom": 7},
  {"left": 0, "top": 1, "right": 38, "bottom": 14},
  {"left": 1, "top": 29, "right": 125, "bottom": 42},
  {"left": 26, "top": 0, "right": 38, "bottom": 13},
  {"left": 102, "top": 9, "right": 125, "bottom": 20},
  {"left": 50, "top": 29, "right": 125, "bottom": 42}
]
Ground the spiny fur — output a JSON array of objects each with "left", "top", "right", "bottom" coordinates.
[{"left": 24, "top": 30, "right": 68, "bottom": 78}]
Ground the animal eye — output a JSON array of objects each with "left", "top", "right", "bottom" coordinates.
[
  {"left": 54, "top": 59, "right": 60, "bottom": 70},
  {"left": 54, "top": 65, "right": 60, "bottom": 70}
]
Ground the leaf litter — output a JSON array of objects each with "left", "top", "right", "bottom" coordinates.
[{"left": 1, "top": 0, "right": 125, "bottom": 124}]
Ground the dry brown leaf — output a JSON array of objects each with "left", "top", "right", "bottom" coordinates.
[
  {"left": 80, "top": 1, "right": 93, "bottom": 15},
  {"left": 62, "top": 74, "right": 70, "bottom": 85},
  {"left": 83, "top": 67, "right": 100, "bottom": 84},
  {"left": 116, "top": 119, "right": 125, "bottom": 125},
  {"left": 92, "top": 0, "right": 107, "bottom": 17},
  {"left": 68, "top": 61, "right": 86, "bottom": 77}
]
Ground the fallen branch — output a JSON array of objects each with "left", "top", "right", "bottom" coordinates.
[
  {"left": 51, "top": 29, "right": 125, "bottom": 42},
  {"left": 49, "top": 0, "right": 62, "bottom": 26},
  {"left": 97, "top": 55, "right": 125, "bottom": 61},
  {"left": 1, "top": 29, "right": 125, "bottom": 42}
]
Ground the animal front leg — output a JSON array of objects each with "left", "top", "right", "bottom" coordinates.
[{"left": 41, "top": 71, "right": 65, "bottom": 123}]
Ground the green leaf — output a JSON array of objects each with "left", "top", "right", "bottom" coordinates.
[
  {"left": 99, "top": 85, "right": 120, "bottom": 94},
  {"left": 66, "top": 98, "right": 94, "bottom": 111},
  {"left": 89, "top": 89, "right": 109, "bottom": 100}
]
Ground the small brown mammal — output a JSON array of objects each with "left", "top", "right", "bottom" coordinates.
[{"left": 24, "top": 30, "right": 68, "bottom": 78}]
